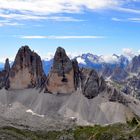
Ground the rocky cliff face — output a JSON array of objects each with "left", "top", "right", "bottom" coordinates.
[
  {"left": 81, "top": 68, "right": 106, "bottom": 99},
  {"left": 0, "top": 58, "right": 10, "bottom": 89},
  {"left": 9, "top": 46, "right": 46, "bottom": 89},
  {"left": 0, "top": 46, "right": 117, "bottom": 100},
  {"left": 128, "top": 55, "right": 140, "bottom": 73},
  {"left": 108, "top": 55, "right": 140, "bottom": 99},
  {"left": 45, "top": 47, "right": 79, "bottom": 94},
  {"left": 111, "top": 66, "right": 128, "bottom": 82},
  {"left": 4, "top": 58, "right": 10, "bottom": 72},
  {"left": 45, "top": 47, "right": 106, "bottom": 98},
  {"left": 101, "top": 64, "right": 113, "bottom": 77},
  {"left": 121, "top": 73, "right": 140, "bottom": 99}
]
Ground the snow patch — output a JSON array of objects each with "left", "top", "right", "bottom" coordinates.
[
  {"left": 77, "top": 57, "right": 86, "bottom": 64},
  {"left": 26, "top": 109, "right": 44, "bottom": 118}
]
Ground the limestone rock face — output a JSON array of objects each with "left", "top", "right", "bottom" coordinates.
[
  {"left": 0, "top": 58, "right": 10, "bottom": 89},
  {"left": 101, "top": 64, "right": 113, "bottom": 78},
  {"left": 81, "top": 68, "right": 106, "bottom": 99},
  {"left": 72, "top": 59, "right": 81, "bottom": 90},
  {"left": 111, "top": 66, "right": 128, "bottom": 82},
  {"left": 123, "top": 74, "right": 140, "bottom": 99},
  {"left": 46, "top": 47, "right": 106, "bottom": 97},
  {"left": 107, "top": 86, "right": 129, "bottom": 105},
  {"left": 46, "top": 47, "right": 77, "bottom": 94},
  {"left": 128, "top": 55, "right": 140, "bottom": 73},
  {"left": 4, "top": 58, "right": 10, "bottom": 72},
  {"left": 9, "top": 46, "right": 46, "bottom": 89}
]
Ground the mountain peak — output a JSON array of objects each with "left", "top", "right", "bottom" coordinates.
[
  {"left": 128, "top": 54, "right": 140, "bottom": 73},
  {"left": 56, "top": 46, "right": 65, "bottom": 52},
  {"left": 4, "top": 58, "right": 10, "bottom": 72},
  {"left": 9, "top": 46, "right": 46, "bottom": 89},
  {"left": 53, "top": 47, "right": 72, "bottom": 75},
  {"left": 45, "top": 47, "right": 77, "bottom": 94},
  {"left": 20, "top": 45, "right": 30, "bottom": 50}
]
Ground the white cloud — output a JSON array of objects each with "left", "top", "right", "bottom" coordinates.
[
  {"left": 100, "top": 55, "right": 118, "bottom": 63},
  {"left": 122, "top": 48, "right": 135, "bottom": 58},
  {"left": 0, "top": 56, "right": 14, "bottom": 63},
  {"left": 128, "top": 17, "right": 140, "bottom": 22},
  {"left": 0, "top": 0, "right": 130, "bottom": 21},
  {"left": 21, "top": 36, "right": 46, "bottom": 39},
  {"left": 0, "top": 13, "right": 47, "bottom": 20},
  {"left": 0, "top": 0, "right": 139, "bottom": 22},
  {"left": 0, "top": 19, "right": 22, "bottom": 27},
  {"left": 115, "top": 7, "right": 140, "bottom": 14},
  {"left": 45, "top": 16, "right": 84, "bottom": 22},
  {"left": 67, "top": 52, "right": 82, "bottom": 59},
  {"left": 0, "top": 0, "right": 121, "bottom": 14},
  {"left": 20, "top": 35, "right": 105, "bottom": 39},
  {"left": 0, "top": 12, "right": 83, "bottom": 21},
  {"left": 112, "top": 17, "right": 123, "bottom": 21},
  {"left": 44, "top": 53, "right": 54, "bottom": 61},
  {"left": 112, "top": 17, "right": 140, "bottom": 23}
]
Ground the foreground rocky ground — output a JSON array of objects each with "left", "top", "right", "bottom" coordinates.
[
  {"left": 0, "top": 118, "right": 140, "bottom": 140},
  {"left": 0, "top": 88, "right": 140, "bottom": 128}
]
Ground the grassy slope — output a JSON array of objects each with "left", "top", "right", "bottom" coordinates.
[{"left": 0, "top": 118, "right": 140, "bottom": 140}]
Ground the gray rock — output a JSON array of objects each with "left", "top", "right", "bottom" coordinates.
[
  {"left": 0, "top": 58, "right": 10, "bottom": 89},
  {"left": 45, "top": 47, "right": 77, "bottom": 94},
  {"left": 46, "top": 47, "right": 107, "bottom": 97},
  {"left": 72, "top": 59, "right": 81, "bottom": 90},
  {"left": 4, "top": 58, "right": 10, "bottom": 72},
  {"left": 9, "top": 46, "right": 46, "bottom": 89},
  {"left": 111, "top": 66, "right": 128, "bottom": 82},
  {"left": 52, "top": 47, "right": 73, "bottom": 76},
  {"left": 81, "top": 68, "right": 106, "bottom": 99},
  {"left": 128, "top": 55, "right": 140, "bottom": 73},
  {"left": 108, "top": 86, "right": 129, "bottom": 105}
]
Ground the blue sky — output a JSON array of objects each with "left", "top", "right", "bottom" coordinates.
[{"left": 0, "top": 0, "right": 140, "bottom": 61}]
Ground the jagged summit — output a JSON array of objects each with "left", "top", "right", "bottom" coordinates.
[
  {"left": 45, "top": 46, "right": 78, "bottom": 94},
  {"left": 0, "top": 46, "right": 133, "bottom": 100},
  {"left": 9, "top": 45, "right": 46, "bottom": 89},
  {"left": 52, "top": 46, "right": 73, "bottom": 76},
  {"left": 19, "top": 45, "right": 30, "bottom": 50},
  {"left": 0, "top": 58, "right": 10, "bottom": 89},
  {"left": 128, "top": 55, "right": 140, "bottom": 73},
  {"left": 46, "top": 47, "right": 106, "bottom": 98},
  {"left": 4, "top": 58, "right": 10, "bottom": 72},
  {"left": 55, "top": 46, "right": 65, "bottom": 54},
  {"left": 0, "top": 46, "right": 107, "bottom": 98}
]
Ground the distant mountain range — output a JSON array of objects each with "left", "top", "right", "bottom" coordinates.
[
  {"left": 0, "top": 49, "right": 140, "bottom": 100},
  {"left": 41, "top": 52, "right": 140, "bottom": 99},
  {"left": 1, "top": 50, "right": 139, "bottom": 99},
  {"left": 0, "top": 53, "right": 129, "bottom": 74},
  {"left": 0, "top": 52, "right": 139, "bottom": 80},
  {"left": 27, "top": 53, "right": 129, "bottom": 77},
  {"left": 0, "top": 52, "right": 139, "bottom": 78}
]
